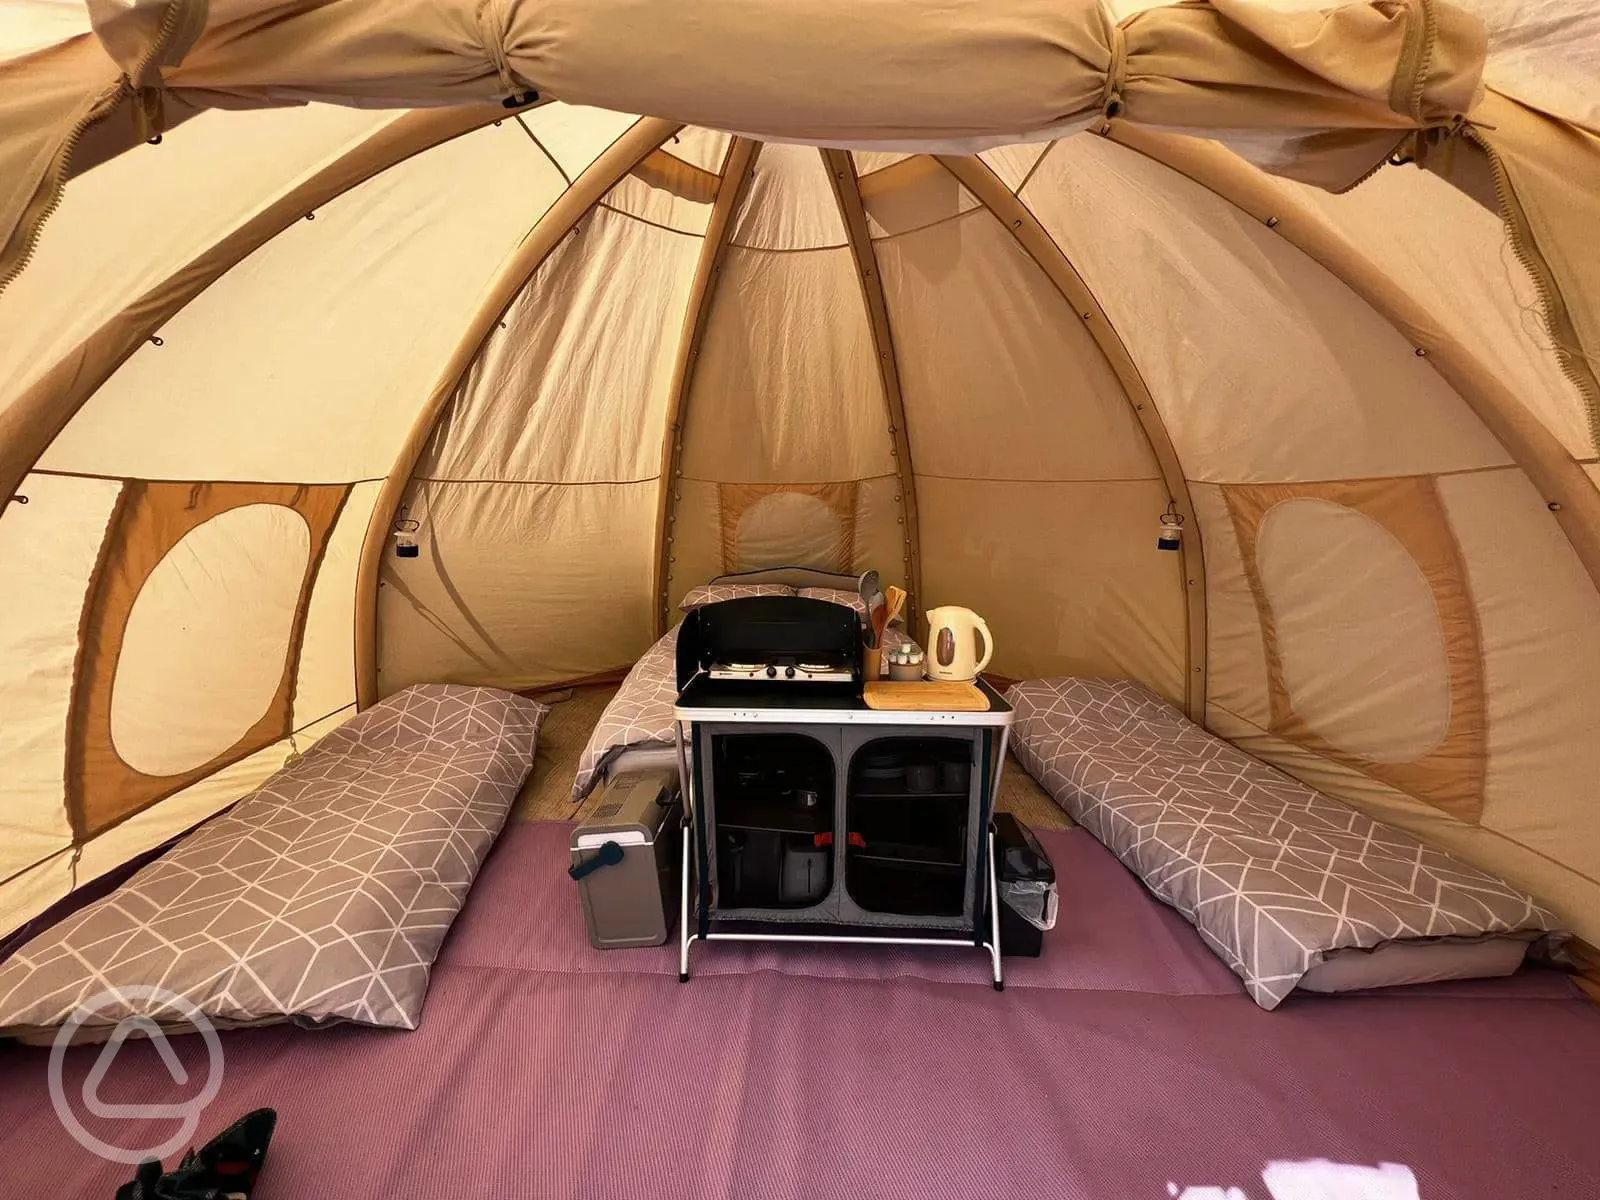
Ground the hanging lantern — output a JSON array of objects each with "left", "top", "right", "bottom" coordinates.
[
  {"left": 393, "top": 511, "right": 421, "bottom": 559},
  {"left": 1157, "top": 501, "right": 1184, "bottom": 552}
]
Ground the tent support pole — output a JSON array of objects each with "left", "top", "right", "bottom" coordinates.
[
  {"left": 651, "top": 139, "right": 761, "bottom": 636},
  {"left": 937, "top": 154, "right": 1209, "bottom": 723},
  {"left": 823, "top": 150, "right": 926, "bottom": 632},
  {"left": 0, "top": 103, "right": 530, "bottom": 511},
  {"left": 1107, "top": 123, "right": 1600, "bottom": 602},
  {"left": 354, "top": 117, "right": 683, "bottom": 708}
]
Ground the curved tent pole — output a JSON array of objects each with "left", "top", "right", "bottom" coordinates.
[
  {"left": 822, "top": 149, "right": 925, "bottom": 633},
  {"left": 355, "top": 116, "right": 683, "bottom": 708},
  {"left": 0, "top": 103, "right": 526, "bottom": 510},
  {"left": 652, "top": 137, "right": 761, "bottom": 635},
  {"left": 937, "top": 153, "right": 1209, "bottom": 723},
  {"left": 1108, "top": 122, "right": 1600, "bottom": 600}
]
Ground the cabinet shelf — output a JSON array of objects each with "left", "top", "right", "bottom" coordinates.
[
  {"left": 848, "top": 848, "right": 963, "bottom": 873},
  {"left": 719, "top": 812, "right": 825, "bottom": 837},
  {"left": 849, "top": 788, "right": 970, "bottom": 802}
]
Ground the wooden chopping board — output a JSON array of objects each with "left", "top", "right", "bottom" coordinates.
[{"left": 864, "top": 680, "right": 988, "bottom": 711}]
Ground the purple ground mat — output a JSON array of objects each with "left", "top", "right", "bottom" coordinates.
[{"left": 1, "top": 822, "right": 1595, "bottom": 1199}]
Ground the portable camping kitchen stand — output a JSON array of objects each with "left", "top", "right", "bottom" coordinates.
[{"left": 672, "top": 679, "right": 1014, "bottom": 988}]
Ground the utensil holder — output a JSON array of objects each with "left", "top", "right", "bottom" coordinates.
[{"left": 864, "top": 646, "right": 884, "bottom": 680}]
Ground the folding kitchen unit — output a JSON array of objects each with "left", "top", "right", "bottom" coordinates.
[{"left": 672, "top": 595, "right": 1014, "bottom": 987}]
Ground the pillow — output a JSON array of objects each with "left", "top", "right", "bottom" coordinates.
[
  {"left": 796, "top": 586, "right": 867, "bottom": 617},
  {"left": 0, "top": 685, "right": 546, "bottom": 1040},
  {"left": 678, "top": 582, "right": 795, "bottom": 611}
]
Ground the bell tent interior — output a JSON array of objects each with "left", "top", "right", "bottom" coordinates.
[{"left": 2, "top": 0, "right": 1600, "bottom": 1196}]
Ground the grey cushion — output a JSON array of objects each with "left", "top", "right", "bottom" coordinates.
[
  {"left": 1007, "top": 676, "right": 1566, "bottom": 1009},
  {"left": 0, "top": 685, "right": 546, "bottom": 1038}
]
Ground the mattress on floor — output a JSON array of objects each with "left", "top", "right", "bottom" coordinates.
[
  {"left": 1005, "top": 676, "right": 1567, "bottom": 1009},
  {"left": 0, "top": 685, "right": 546, "bottom": 1039}
]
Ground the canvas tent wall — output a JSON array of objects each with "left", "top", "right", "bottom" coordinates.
[{"left": 1, "top": 0, "right": 1598, "bottom": 976}]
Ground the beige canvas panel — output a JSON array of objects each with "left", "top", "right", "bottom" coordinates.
[
  {"left": 656, "top": 476, "right": 720, "bottom": 614},
  {"left": 294, "top": 480, "right": 381, "bottom": 729},
  {"left": 1, "top": 2, "right": 91, "bottom": 61},
  {"left": 68, "top": 482, "right": 349, "bottom": 840},
  {"left": 681, "top": 245, "right": 892, "bottom": 485},
  {"left": 856, "top": 157, "right": 980, "bottom": 240},
  {"left": 604, "top": 154, "right": 717, "bottom": 236},
  {"left": 1223, "top": 478, "right": 1487, "bottom": 824},
  {"left": 1207, "top": 706, "right": 1600, "bottom": 948},
  {"left": 0, "top": 472, "right": 119, "bottom": 883},
  {"left": 1473, "top": 1, "right": 1600, "bottom": 135},
  {"left": 852, "top": 151, "right": 912, "bottom": 175},
  {"left": 424, "top": 207, "right": 701, "bottom": 485},
  {"left": 917, "top": 477, "right": 1186, "bottom": 701},
  {"left": 1466, "top": 92, "right": 1600, "bottom": 454},
  {"left": 351, "top": 117, "right": 682, "bottom": 709},
  {"left": 1110, "top": 121, "right": 1600, "bottom": 599},
  {"left": 853, "top": 475, "right": 914, "bottom": 597},
  {"left": 665, "top": 127, "right": 732, "bottom": 174},
  {"left": 979, "top": 142, "right": 1054, "bottom": 193},
  {"left": 1024, "top": 135, "right": 1516, "bottom": 483},
  {"left": 1439, "top": 469, "right": 1600, "bottom": 879},
  {"left": 1293, "top": 162, "right": 1594, "bottom": 458},
  {"left": 1189, "top": 483, "right": 1271, "bottom": 730},
  {"left": 875, "top": 207, "right": 1159, "bottom": 483},
  {"left": 75, "top": 706, "right": 357, "bottom": 897},
  {"left": 0, "top": 103, "right": 400, "bottom": 416},
  {"left": 729, "top": 144, "right": 848, "bottom": 251},
  {"left": 376, "top": 481, "right": 656, "bottom": 694},
  {"left": 661, "top": 477, "right": 723, "bottom": 616},
  {"left": 38, "top": 122, "right": 567, "bottom": 484},
  {"left": 0, "top": 851, "right": 73, "bottom": 948},
  {"left": 524, "top": 105, "right": 640, "bottom": 181}
]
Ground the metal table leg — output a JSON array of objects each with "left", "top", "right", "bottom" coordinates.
[
  {"left": 678, "top": 819, "right": 693, "bottom": 982},
  {"left": 986, "top": 827, "right": 1004, "bottom": 990},
  {"left": 675, "top": 721, "right": 694, "bottom": 982}
]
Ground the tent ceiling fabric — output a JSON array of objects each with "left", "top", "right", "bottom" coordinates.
[
  {"left": 2, "top": 5, "right": 1600, "bottom": 965},
  {"left": 0, "top": 0, "right": 1500, "bottom": 292}
]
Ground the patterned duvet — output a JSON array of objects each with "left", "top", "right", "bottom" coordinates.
[{"left": 1006, "top": 677, "right": 1566, "bottom": 1008}]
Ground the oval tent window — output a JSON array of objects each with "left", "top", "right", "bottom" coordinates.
[
  {"left": 1256, "top": 498, "right": 1451, "bottom": 765},
  {"left": 111, "top": 503, "right": 311, "bottom": 777},
  {"left": 737, "top": 490, "right": 846, "bottom": 571}
]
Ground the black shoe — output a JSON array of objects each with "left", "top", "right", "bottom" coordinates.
[{"left": 115, "top": 1108, "right": 276, "bottom": 1199}]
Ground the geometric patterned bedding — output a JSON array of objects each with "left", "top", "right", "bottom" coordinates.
[
  {"left": 1006, "top": 677, "right": 1567, "bottom": 1009},
  {"left": 0, "top": 685, "right": 547, "bottom": 1038},
  {"left": 572, "top": 626, "right": 683, "bottom": 803}
]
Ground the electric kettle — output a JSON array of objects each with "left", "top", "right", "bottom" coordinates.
[{"left": 923, "top": 606, "right": 993, "bottom": 682}]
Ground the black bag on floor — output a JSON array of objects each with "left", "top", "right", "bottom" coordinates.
[
  {"left": 992, "top": 813, "right": 1058, "bottom": 958},
  {"left": 116, "top": 1107, "right": 276, "bottom": 1200}
]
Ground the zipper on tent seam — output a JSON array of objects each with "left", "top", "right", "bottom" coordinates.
[
  {"left": 0, "top": 84, "right": 123, "bottom": 298},
  {"left": 0, "top": 0, "right": 190, "bottom": 297},
  {"left": 1460, "top": 123, "right": 1600, "bottom": 453},
  {"left": 1338, "top": 0, "right": 1440, "bottom": 198},
  {"left": 1404, "top": 0, "right": 1439, "bottom": 124}
]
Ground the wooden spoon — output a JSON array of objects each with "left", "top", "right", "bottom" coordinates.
[{"left": 884, "top": 585, "right": 906, "bottom": 629}]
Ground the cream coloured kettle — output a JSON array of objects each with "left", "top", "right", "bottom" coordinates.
[{"left": 923, "top": 606, "right": 993, "bottom": 682}]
